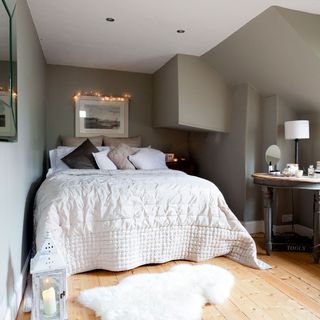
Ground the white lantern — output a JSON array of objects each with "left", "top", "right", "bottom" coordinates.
[{"left": 30, "top": 233, "right": 67, "bottom": 320}]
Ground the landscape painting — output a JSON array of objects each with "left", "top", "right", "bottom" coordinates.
[
  {"left": 75, "top": 96, "right": 129, "bottom": 137},
  {"left": 84, "top": 104, "right": 120, "bottom": 130}
]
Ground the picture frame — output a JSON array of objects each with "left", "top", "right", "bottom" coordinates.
[
  {"left": 0, "top": 91, "right": 16, "bottom": 138},
  {"left": 75, "top": 95, "right": 129, "bottom": 138}
]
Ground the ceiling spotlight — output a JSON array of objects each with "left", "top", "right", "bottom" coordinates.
[
  {"left": 106, "top": 17, "right": 115, "bottom": 22},
  {"left": 177, "top": 29, "right": 185, "bottom": 33}
]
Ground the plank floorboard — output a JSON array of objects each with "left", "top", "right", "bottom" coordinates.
[{"left": 16, "top": 236, "right": 320, "bottom": 320}]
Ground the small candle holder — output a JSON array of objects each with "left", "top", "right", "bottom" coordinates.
[{"left": 30, "top": 233, "right": 67, "bottom": 320}]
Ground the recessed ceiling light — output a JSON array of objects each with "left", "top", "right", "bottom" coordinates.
[
  {"left": 106, "top": 17, "right": 115, "bottom": 22},
  {"left": 177, "top": 29, "right": 185, "bottom": 33}
]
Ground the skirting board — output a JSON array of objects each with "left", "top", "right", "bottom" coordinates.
[
  {"left": 3, "top": 251, "right": 30, "bottom": 320},
  {"left": 242, "top": 220, "right": 264, "bottom": 234},
  {"left": 242, "top": 220, "right": 313, "bottom": 238}
]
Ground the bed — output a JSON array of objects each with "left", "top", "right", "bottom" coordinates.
[{"left": 34, "top": 168, "right": 269, "bottom": 275}]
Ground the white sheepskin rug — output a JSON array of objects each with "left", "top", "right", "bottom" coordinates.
[{"left": 78, "top": 264, "right": 234, "bottom": 320}]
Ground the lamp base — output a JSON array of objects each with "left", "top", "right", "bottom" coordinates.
[{"left": 294, "top": 138, "right": 299, "bottom": 165}]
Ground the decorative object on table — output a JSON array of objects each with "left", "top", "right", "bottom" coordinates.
[
  {"left": 74, "top": 95, "right": 129, "bottom": 138},
  {"left": 30, "top": 233, "right": 67, "bottom": 320},
  {"left": 165, "top": 153, "right": 175, "bottom": 162},
  {"left": 282, "top": 163, "right": 299, "bottom": 177},
  {"left": 308, "top": 165, "right": 315, "bottom": 177},
  {"left": 295, "top": 169, "right": 303, "bottom": 178},
  {"left": 265, "top": 145, "right": 281, "bottom": 175},
  {"left": 78, "top": 264, "right": 234, "bottom": 320},
  {"left": 284, "top": 120, "right": 310, "bottom": 164}
]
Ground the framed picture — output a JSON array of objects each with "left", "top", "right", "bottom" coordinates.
[
  {"left": 75, "top": 96, "right": 129, "bottom": 137},
  {"left": 0, "top": 91, "right": 16, "bottom": 138}
]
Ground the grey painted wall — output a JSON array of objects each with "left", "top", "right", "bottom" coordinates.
[
  {"left": 202, "top": 7, "right": 320, "bottom": 112},
  {"left": 177, "top": 55, "right": 230, "bottom": 132},
  {"left": 153, "top": 54, "right": 231, "bottom": 133},
  {"left": 46, "top": 65, "right": 189, "bottom": 157},
  {"left": 244, "top": 85, "right": 263, "bottom": 221},
  {"left": 0, "top": 0, "right": 46, "bottom": 318},
  {"left": 153, "top": 56, "right": 179, "bottom": 128},
  {"left": 189, "top": 83, "right": 261, "bottom": 221},
  {"left": 295, "top": 111, "right": 320, "bottom": 228},
  {"left": 261, "top": 95, "right": 298, "bottom": 225}
]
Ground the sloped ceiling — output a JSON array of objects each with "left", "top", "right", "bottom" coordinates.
[
  {"left": 26, "top": 0, "right": 320, "bottom": 74},
  {"left": 202, "top": 7, "right": 320, "bottom": 111}
]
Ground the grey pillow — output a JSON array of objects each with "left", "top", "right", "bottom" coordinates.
[
  {"left": 62, "top": 139, "right": 99, "bottom": 169},
  {"left": 103, "top": 136, "right": 142, "bottom": 147},
  {"left": 108, "top": 144, "right": 136, "bottom": 170},
  {"left": 61, "top": 135, "right": 103, "bottom": 147}
]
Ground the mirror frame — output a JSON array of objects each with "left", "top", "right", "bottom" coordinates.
[
  {"left": 0, "top": 0, "right": 17, "bottom": 142},
  {"left": 265, "top": 144, "right": 281, "bottom": 167}
]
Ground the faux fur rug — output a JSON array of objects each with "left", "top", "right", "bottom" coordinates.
[{"left": 78, "top": 264, "right": 234, "bottom": 320}]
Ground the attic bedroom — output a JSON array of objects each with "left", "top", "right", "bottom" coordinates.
[{"left": 1, "top": 1, "right": 320, "bottom": 320}]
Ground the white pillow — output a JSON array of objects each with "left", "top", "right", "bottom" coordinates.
[
  {"left": 92, "top": 148, "right": 117, "bottom": 170},
  {"left": 48, "top": 147, "right": 74, "bottom": 172},
  {"left": 128, "top": 148, "right": 167, "bottom": 170},
  {"left": 49, "top": 146, "right": 111, "bottom": 172},
  {"left": 55, "top": 146, "right": 76, "bottom": 171}
]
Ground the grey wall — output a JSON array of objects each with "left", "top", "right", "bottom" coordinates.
[
  {"left": 261, "top": 95, "right": 298, "bottom": 225},
  {"left": 46, "top": 65, "right": 189, "bottom": 157},
  {"left": 295, "top": 111, "right": 320, "bottom": 228},
  {"left": 199, "top": 5, "right": 320, "bottom": 228},
  {"left": 177, "top": 55, "right": 230, "bottom": 132},
  {"left": 0, "top": 0, "right": 46, "bottom": 318},
  {"left": 153, "top": 54, "right": 231, "bottom": 133},
  {"left": 202, "top": 7, "right": 320, "bottom": 112},
  {"left": 189, "top": 83, "right": 262, "bottom": 221},
  {"left": 244, "top": 85, "right": 263, "bottom": 221},
  {"left": 153, "top": 56, "right": 179, "bottom": 128}
]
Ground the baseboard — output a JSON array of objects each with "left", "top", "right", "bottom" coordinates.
[
  {"left": 3, "top": 251, "right": 31, "bottom": 320},
  {"left": 242, "top": 220, "right": 264, "bottom": 234},
  {"left": 242, "top": 220, "right": 313, "bottom": 239}
]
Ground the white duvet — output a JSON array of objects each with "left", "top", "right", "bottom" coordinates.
[{"left": 34, "top": 169, "right": 269, "bottom": 274}]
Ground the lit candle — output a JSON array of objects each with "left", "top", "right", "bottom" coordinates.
[{"left": 42, "top": 287, "right": 57, "bottom": 316}]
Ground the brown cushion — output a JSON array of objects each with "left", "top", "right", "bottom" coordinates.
[
  {"left": 61, "top": 135, "right": 103, "bottom": 147},
  {"left": 108, "top": 144, "right": 136, "bottom": 170},
  {"left": 103, "top": 136, "right": 142, "bottom": 147},
  {"left": 61, "top": 139, "right": 99, "bottom": 169}
]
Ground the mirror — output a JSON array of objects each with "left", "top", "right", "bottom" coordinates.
[
  {"left": 0, "top": 0, "right": 17, "bottom": 141},
  {"left": 265, "top": 144, "right": 281, "bottom": 167}
]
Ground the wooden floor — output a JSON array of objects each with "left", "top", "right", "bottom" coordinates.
[{"left": 17, "top": 235, "right": 320, "bottom": 320}]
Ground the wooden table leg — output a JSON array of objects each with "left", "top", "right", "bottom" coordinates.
[
  {"left": 262, "top": 186, "right": 273, "bottom": 255},
  {"left": 313, "top": 191, "right": 320, "bottom": 263}
]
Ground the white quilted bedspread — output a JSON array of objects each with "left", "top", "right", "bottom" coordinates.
[{"left": 34, "top": 169, "right": 269, "bottom": 274}]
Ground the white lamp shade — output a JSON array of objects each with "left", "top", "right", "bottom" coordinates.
[{"left": 284, "top": 120, "right": 309, "bottom": 140}]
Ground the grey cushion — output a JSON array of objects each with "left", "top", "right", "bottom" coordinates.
[
  {"left": 108, "top": 144, "right": 136, "bottom": 170},
  {"left": 61, "top": 135, "right": 103, "bottom": 147},
  {"left": 62, "top": 139, "right": 99, "bottom": 169},
  {"left": 103, "top": 136, "right": 142, "bottom": 147}
]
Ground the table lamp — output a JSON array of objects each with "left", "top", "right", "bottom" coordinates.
[{"left": 284, "top": 120, "right": 309, "bottom": 165}]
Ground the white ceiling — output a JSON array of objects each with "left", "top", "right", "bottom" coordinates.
[{"left": 27, "top": 0, "right": 320, "bottom": 74}]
